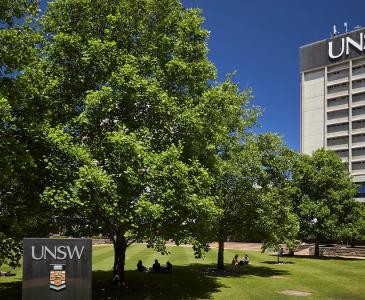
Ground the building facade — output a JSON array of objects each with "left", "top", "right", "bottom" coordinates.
[{"left": 300, "top": 27, "right": 365, "bottom": 201}]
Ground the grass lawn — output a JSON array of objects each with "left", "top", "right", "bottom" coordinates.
[{"left": 1, "top": 243, "right": 365, "bottom": 299}]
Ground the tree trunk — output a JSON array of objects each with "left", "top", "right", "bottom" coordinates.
[
  {"left": 351, "top": 239, "right": 356, "bottom": 248},
  {"left": 314, "top": 239, "right": 320, "bottom": 257},
  {"left": 217, "top": 240, "right": 225, "bottom": 270},
  {"left": 113, "top": 232, "right": 127, "bottom": 286}
]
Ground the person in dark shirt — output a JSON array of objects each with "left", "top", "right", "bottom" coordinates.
[
  {"left": 165, "top": 261, "right": 172, "bottom": 272},
  {"left": 152, "top": 259, "right": 161, "bottom": 273},
  {"left": 137, "top": 260, "right": 147, "bottom": 272}
]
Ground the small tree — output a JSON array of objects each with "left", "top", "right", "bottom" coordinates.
[
  {"left": 213, "top": 133, "right": 299, "bottom": 269},
  {"left": 291, "top": 149, "right": 358, "bottom": 257}
]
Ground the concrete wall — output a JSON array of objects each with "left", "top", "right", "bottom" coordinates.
[
  {"left": 301, "top": 69, "right": 325, "bottom": 154},
  {"left": 308, "top": 246, "right": 365, "bottom": 257}
]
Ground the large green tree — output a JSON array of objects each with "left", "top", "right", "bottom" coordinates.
[
  {"left": 2, "top": 0, "right": 265, "bottom": 283},
  {"left": 291, "top": 149, "right": 358, "bottom": 257}
]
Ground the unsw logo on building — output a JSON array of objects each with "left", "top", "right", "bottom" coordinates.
[
  {"left": 49, "top": 264, "right": 66, "bottom": 291},
  {"left": 329, "top": 32, "right": 365, "bottom": 59}
]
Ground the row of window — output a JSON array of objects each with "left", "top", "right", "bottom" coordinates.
[
  {"left": 336, "top": 161, "right": 365, "bottom": 173},
  {"left": 327, "top": 106, "right": 365, "bottom": 120},
  {"left": 327, "top": 63, "right": 365, "bottom": 82},
  {"left": 327, "top": 92, "right": 365, "bottom": 107},
  {"left": 327, "top": 119, "right": 365, "bottom": 130},
  {"left": 327, "top": 95, "right": 348, "bottom": 107},
  {"left": 327, "top": 122, "right": 349, "bottom": 133},
  {"left": 334, "top": 147, "right": 365, "bottom": 157},
  {"left": 327, "top": 82, "right": 348, "bottom": 94},
  {"left": 327, "top": 79, "right": 365, "bottom": 94},
  {"left": 327, "top": 134, "right": 365, "bottom": 146}
]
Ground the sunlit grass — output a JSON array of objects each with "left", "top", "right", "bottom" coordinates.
[{"left": 1, "top": 243, "right": 365, "bottom": 299}]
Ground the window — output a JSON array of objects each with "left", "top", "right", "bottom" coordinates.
[
  {"left": 356, "top": 182, "right": 365, "bottom": 198},
  {"left": 352, "top": 92, "right": 365, "bottom": 103},
  {"left": 327, "top": 96, "right": 348, "bottom": 107},
  {"left": 353, "top": 65, "right": 365, "bottom": 76},
  {"left": 327, "top": 136, "right": 348, "bottom": 146},
  {"left": 327, "top": 109, "right": 348, "bottom": 120},
  {"left": 334, "top": 149, "right": 348, "bottom": 158},
  {"left": 352, "top": 106, "right": 365, "bottom": 116},
  {"left": 353, "top": 120, "right": 365, "bottom": 130},
  {"left": 327, "top": 123, "right": 348, "bottom": 134},
  {"left": 352, "top": 134, "right": 365, "bottom": 144},
  {"left": 353, "top": 79, "right": 365, "bottom": 89},
  {"left": 352, "top": 147, "right": 365, "bottom": 157},
  {"left": 352, "top": 161, "right": 365, "bottom": 171},
  {"left": 327, "top": 68, "right": 349, "bottom": 81}
]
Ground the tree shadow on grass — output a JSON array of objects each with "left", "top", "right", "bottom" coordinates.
[
  {"left": 93, "top": 263, "right": 290, "bottom": 299},
  {"left": 0, "top": 280, "right": 21, "bottom": 300},
  {"left": 0, "top": 263, "right": 292, "bottom": 300},
  {"left": 93, "top": 265, "right": 224, "bottom": 300}
]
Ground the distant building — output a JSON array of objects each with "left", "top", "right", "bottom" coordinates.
[{"left": 300, "top": 27, "right": 365, "bottom": 201}]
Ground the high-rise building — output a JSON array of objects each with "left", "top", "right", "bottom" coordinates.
[{"left": 300, "top": 27, "right": 365, "bottom": 201}]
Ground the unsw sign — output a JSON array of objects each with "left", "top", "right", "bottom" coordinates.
[
  {"left": 22, "top": 238, "right": 92, "bottom": 300},
  {"left": 300, "top": 29, "right": 365, "bottom": 72},
  {"left": 31, "top": 245, "right": 85, "bottom": 261},
  {"left": 329, "top": 32, "right": 365, "bottom": 59}
]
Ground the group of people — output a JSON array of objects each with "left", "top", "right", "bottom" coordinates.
[
  {"left": 231, "top": 254, "right": 250, "bottom": 270},
  {"left": 278, "top": 247, "right": 294, "bottom": 257},
  {"left": 137, "top": 259, "right": 173, "bottom": 273},
  {"left": 111, "top": 259, "right": 173, "bottom": 286}
]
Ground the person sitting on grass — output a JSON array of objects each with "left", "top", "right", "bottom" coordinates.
[
  {"left": 232, "top": 254, "right": 239, "bottom": 270},
  {"left": 161, "top": 261, "right": 173, "bottom": 273},
  {"left": 152, "top": 259, "right": 161, "bottom": 273},
  {"left": 238, "top": 254, "right": 249, "bottom": 265},
  {"left": 278, "top": 247, "right": 286, "bottom": 257},
  {"left": 277, "top": 247, "right": 288, "bottom": 263},
  {"left": 165, "top": 261, "right": 173, "bottom": 272},
  {"left": 137, "top": 260, "right": 148, "bottom": 272},
  {"left": 242, "top": 254, "right": 250, "bottom": 265}
]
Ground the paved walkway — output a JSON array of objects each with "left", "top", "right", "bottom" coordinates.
[
  {"left": 209, "top": 242, "right": 263, "bottom": 251},
  {"left": 209, "top": 242, "right": 365, "bottom": 259}
]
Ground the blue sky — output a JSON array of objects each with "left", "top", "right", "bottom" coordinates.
[
  {"left": 180, "top": 0, "right": 365, "bottom": 150},
  {"left": 40, "top": 0, "right": 365, "bottom": 150}
]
